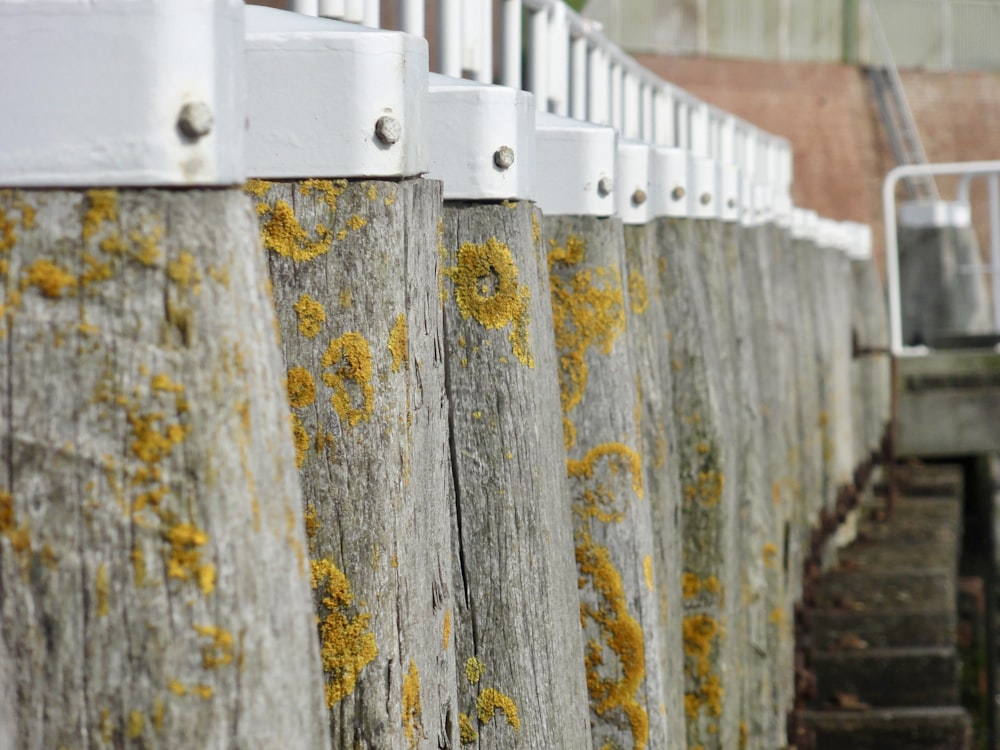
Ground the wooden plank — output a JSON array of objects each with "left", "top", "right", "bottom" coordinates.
[
  {"left": 656, "top": 216, "right": 741, "bottom": 750},
  {"left": 850, "top": 255, "right": 892, "bottom": 462},
  {"left": 622, "top": 222, "right": 686, "bottom": 746},
  {"left": 546, "top": 214, "right": 669, "bottom": 750},
  {"left": 440, "top": 202, "right": 592, "bottom": 749},
  {"left": 0, "top": 188, "right": 328, "bottom": 749},
  {"left": 250, "top": 177, "right": 458, "bottom": 748}
]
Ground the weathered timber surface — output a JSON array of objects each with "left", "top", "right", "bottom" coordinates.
[
  {"left": 741, "top": 223, "right": 791, "bottom": 748},
  {"left": 622, "top": 222, "right": 686, "bottom": 746},
  {"left": 849, "top": 255, "right": 891, "bottom": 463},
  {"left": 823, "top": 245, "right": 855, "bottom": 492},
  {"left": 546, "top": 215, "right": 668, "bottom": 750},
  {"left": 0, "top": 188, "right": 328, "bottom": 749},
  {"left": 252, "top": 178, "right": 457, "bottom": 749},
  {"left": 657, "top": 217, "right": 740, "bottom": 750},
  {"left": 440, "top": 202, "right": 591, "bottom": 749}
]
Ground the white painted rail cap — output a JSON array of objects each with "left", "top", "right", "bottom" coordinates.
[
  {"left": 790, "top": 208, "right": 819, "bottom": 242},
  {"left": 617, "top": 139, "right": 652, "bottom": 225},
  {"left": 534, "top": 112, "right": 616, "bottom": 217},
  {"left": 719, "top": 163, "right": 741, "bottom": 223},
  {"left": 898, "top": 200, "right": 972, "bottom": 228},
  {"left": 245, "top": 7, "right": 427, "bottom": 179},
  {"left": 844, "top": 221, "right": 873, "bottom": 260},
  {"left": 740, "top": 176, "right": 757, "bottom": 227},
  {"left": 753, "top": 184, "right": 773, "bottom": 225},
  {"left": 0, "top": 0, "right": 245, "bottom": 187},
  {"left": 690, "top": 156, "right": 720, "bottom": 219},
  {"left": 774, "top": 193, "right": 794, "bottom": 229},
  {"left": 650, "top": 146, "right": 690, "bottom": 219},
  {"left": 427, "top": 74, "right": 535, "bottom": 201}
]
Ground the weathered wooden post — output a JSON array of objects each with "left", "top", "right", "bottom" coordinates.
[
  {"left": 652, "top": 141, "right": 742, "bottom": 749},
  {"left": 244, "top": 10, "right": 457, "bottom": 747},
  {"left": 428, "top": 81, "right": 591, "bottom": 748},
  {"left": 539, "top": 115, "right": 670, "bottom": 749},
  {"left": 618, "top": 137, "right": 687, "bottom": 747},
  {"left": 0, "top": 2, "right": 329, "bottom": 747}
]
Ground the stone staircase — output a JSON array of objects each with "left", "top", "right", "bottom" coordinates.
[{"left": 801, "top": 464, "right": 974, "bottom": 749}]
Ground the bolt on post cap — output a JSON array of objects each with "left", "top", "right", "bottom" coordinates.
[
  {"left": 494, "top": 146, "right": 515, "bottom": 170},
  {"left": 375, "top": 116, "right": 402, "bottom": 145},
  {"left": 178, "top": 102, "right": 214, "bottom": 140}
]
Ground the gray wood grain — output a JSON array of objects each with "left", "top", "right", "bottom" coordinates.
[
  {"left": 623, "top": 222, "right": 686, "bottom": 747},
  {"left": 656, "top": 217, "right": 741, "bottom": 750},
  {"left": 440, "top": 202, "right": 591, "bottom": 750},
  {"left": 0, "top": 187, "right": 328, "bottom": 750},
  {"left": 252, "top": 177, "right": 458, "bottom": 750},
  {"left": 546, "top": 215, "right": 668, "bottom": 750}
]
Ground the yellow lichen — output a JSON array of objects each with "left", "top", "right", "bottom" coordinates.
[
  {"left": 129, "top": 226, "right": 164, "bottom": 266},
  {"left": 388, "top": 313, "right": 408, "bottom": 373},
  {"left": 442, "top": 608, "right": 451, "bottom": 650},
  {"left": 152, "top": 697, "right": 165, "bottom": 731},
  {"left": 287, "top": 367, "right": 316, "bottom": 409},
  {"left": 83, "top": 190, "right": 118, "bottom": 241},
  {"left": 168, "top": 680, "right": 186, "bottom": 696},
  {"left": 465, "top": 656, "right": 486, "bottom": 684},
  {"left": 259, "top": 200, "right": 333, "bottom": 262},
  {"left": 682, "top": 451, "right": 725, "bottom": 507},
  {"left": 444, "top": 237, "right": 534, "bottom": 367},
  {"left": 345, "top": 214, "right": 367, "bottom": 232},
  {"left": 151, "top": 373, "right": 184, "bottom": 394},
  {"left": 128, "top": 710, "right": 144, "bottom": 739},
  {"left": 576, "top": 531, "right": 648, "bottom": 749},
  {"left": 95, "top": 562, "right": 110, "bottom": 617},
  {"left": 293, "top": 294, "right": 326, "bottom": 338},
  {"left": 164, "top": 523, "right": 214, "bottom": 594},
  {"left": 304, "top": 503, "right": 319, "bottom": 543},
  {"left": 762, "top": 543, "right": 778, "bottom": 568},
  {"left": 475, "top": 688, "right": 520, "bottom": 732},
  {"left": 310, "top": 558, "right": 378, "bottom": 707},
  {"left": 643, "top": 555, "right": 654, "bottom": 592},
  {"left": 402, "top": 659, "right": 422, "bottom": 749},
  {"left": 193, "top": 685, "right": 214, "bottom": 700},
  {"left": 366, "top": 184, "right": 378, "bottom": 201},
  {"left": 568, "top": 443, "right": 644, "bottom": 523},
  {"left": 563, "top": 417, "right": 577, "bottom": 450},
  {"left": 548, "top": 235, "right": 625, "bottom": 413},
  {"left": 21, "top": 259, "right": 77, "bottom": 298},
  {"left": 243, "top": 179, "right": 272, "bottom": 198},
  {"left": 769, "top": 607, "right": 785, "bottom": 625},
  {"left": 300, "top": 178, "right": 348, "bottom": 212},
  {"left": 81, "top": 253, "right": 113, "bottom": 286},
  {"left": 291, "top": 414, "right": 309, "bottom": 468},
  {"left": 459, "top": 712, "right": 478, "bottom": 744},
  {"left": 131, "top": 546, "right": 146, "bottom": 587},
  {"left": 194, "top": 624, "right": 234, "bottom": 669},
  {"left": 628, "top": 269, "right": 649, "bottom": 315},
  {"left": 321, "top": 332, "right": 374, "bottom": 427},
  {"left": 167, "top": 251, "right": 201, "bottom": 289}
]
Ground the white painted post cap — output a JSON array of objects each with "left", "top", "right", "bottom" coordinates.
[
  {"left": 690, "top": 156, "right": 720, "bottom": 219},
  {"left": 0, "top": 0, "right": 245, "bottom": 187},
  {"left": 245, "top": 7, "right": 427, "bottom": 179},
  {"left": 650, "top": 146, "right": 691, "bottom": 219},
  {"left": 534, "top": 112, "right": 616, "bottom": 217},
  {"left": 617, "top": 139, "right": 652, "bottom": 225},
  {"left": 427, "top": 74, "right": 536, "bottom": 202},
  {"left": 844, "top": 221, "right": 873, "bottom": 260},
  {"left": 719, "top": 163, "right": 741, "bottom": 223}
]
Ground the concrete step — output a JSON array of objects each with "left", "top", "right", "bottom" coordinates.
[
  {"left": 810, "top": 607, "right": 956, "bottom": 649},
  {"left": 804, "top": 706, "right": 971, "bottom": 750},
  {"left": 811, "top": 646, "right": 960, "bottom": 708},
  {"left": 817, "top": 568, "right": 956, "bottom": 611}
]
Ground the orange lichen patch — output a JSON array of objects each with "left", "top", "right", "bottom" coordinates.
[
  {"left": 531, "top": 212, "right": 541, "bottom": 246},
  {"left": 769, "top": 607, "right": 785, "bottom": 625},
  {"left": 628, "top": 269, "right": 649, "bottom": 315},
  {"left": 465, "top": 656, "right": 486, "bottom": 684},
  {"left": 345, "top": 215, "right": 366, "bottom": 232},
  {"left": 95, "top": 563, "right": 110, "bottom": 616},
  {"left": 475, "top": 688, "right": 520, "bottom": 732},
  {"left": 128, "top": 409, "right": 186, "bottom": 465},
  {"left": 151, "top": 697, "right": 165, "bottom": 731},
  {"left": 293, "top": 294, "right": 326, "bottom": 339},
  {"left": 243, "top": 179, "right": 272, "bottom": 198},
  {"left": 0, "top": 209, "right": 17, "bottom": 254},
  {"left": 563, "top": 417, "right": 577, "bottom": 450},
  {"left": 548, "top": 234, "right": 626, "bottom": 413},
  {"left": 131, "top": 546, "right": 146, "bottom": 587},
  {"left": 167, "top": 251, "right": 201, "bottom": 289},
  {"left": 643, "top": 555, "right": 654, "bottom": 592},
  {"left": 442, "top": 608, "right": 451, "bottom": 650},
  {"left": 682, "top": 464, "right": 724, "bottom": 508},
  {"left": 164, "top": 523, "right": 215, "bottom": 594},
  {"left": 576, "top": 531, "right": 648, "bottom": 750},
  {"left": 683, "top": 574, "right": 722, "bottom": 601},
  {"left": 291, "top": 414, "right": 309, "bottom": 468},
  {"left": 81, "top": 253, "right": 113, "bottom": 286},
  {"left": 311, "top": 557, "right": 378, "bottom": 707},
  {"left": 83, "top": 190, "right": 118, "bottom": 241},
  {"left": 365, "top": 184, "right": 378, "bottom": 201},
  {"left": 402, "top": 659, "right": 422, "bottom": 748},
  {"left": 151, "top": 373, "right": 184, "bottom": 394},
  {"left": 193, "top": 624, "right": 234, "bottom": 669},
  {"left": 321, "top": 332, "right": 374, "bottom": 427},
  {"left": 259, "top": 200, "right": 333, "bottom": 263},
  {"left": 762, "top": 543, "right": 779, "bottom": 568},
  {"left": 444, "top": 237, "right": 534, "bottom": 367},
  {"left": 193, "top": 685, "right": 214, "bottom": 700},
  {"left": 168, "top": 680, "right": 186, "bottom": 696},
  {"left": 388, "top": 313, "right": 408, "bottom": 373},
  {"left": 300, "top": 178, "right": 348, "bottom": 213},
  {"left": 567, "top": 443, "right": 644, "bottom": 522},
  {"left": 20, "top": 259, "right": 77, "bottom": 298},
  {"left": 304, "top": 503, "right": 319, "bottom": 544},
  {"left": 287, "top": 367, "right": 316, "bottom": 409},
  {"left": 128, "top": 710, "right": 144, "bottom": 739},
  {"left": 130, "top": 225, "right": 164, "bottom": 266},
  {"left": 0, "top": 491, "right": 31, "bottom": 566},
  {"left": 459, "top": 713, "right": 478, "bottom": 745}
]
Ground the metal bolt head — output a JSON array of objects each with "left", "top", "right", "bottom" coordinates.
[
  {"left": 727, "top": 198, "right": 737, "bottom": 210},
  {"left": 700, "top": 192, "right": 712, "bottom": 206},
  {"left": 493, "top": 146, "right": 515, "bottom": 170},
  {"left": 671, "top": 186, "right": 686, "bottom": 202},
  {"left": 177, "top": 102, "right": 213, "bottom": 140},
  {"left": 375, "top": 116, "right": 402, "bottom": 145},
  {"left": 597, "top": 176, "right": 613, "bottom": 197},
  {"left": 632, "top": 189, "right": 647, "bottom": 206}
]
